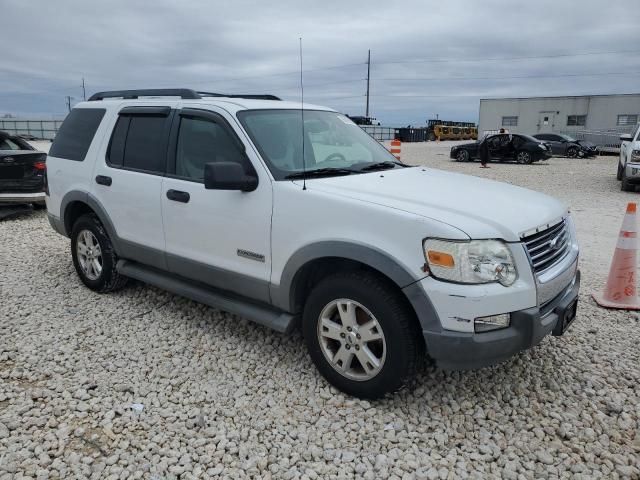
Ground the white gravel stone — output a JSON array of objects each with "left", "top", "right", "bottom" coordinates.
[{"left": 0, "top": 144, "right": 638, "bottom": 477}]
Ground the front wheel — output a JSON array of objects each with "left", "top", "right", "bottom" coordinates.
[
  {"left": 621, "top": 169, "right": 634, "bottom": 192},
  {"left": 566, "top": 146, "right": 578, "bottom": 158},
  {"left": 302, "top": 271, "right": 422, "bottom": 399},
  {"left": 71, "top": 214, "right": 128, "bottom": 292},
  {"left": 456, "top": 149, "right": 470, "bottom": 162},
  {"left": 516, "top": 151, "right": 532, "bottom": 164},
  {"left": 617, "top": 161, "right": 623, "bottom": 181}
]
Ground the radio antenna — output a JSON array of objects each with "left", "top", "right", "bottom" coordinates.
[{"left": 299, "top": 37, "right": 306, "bottom": 190}]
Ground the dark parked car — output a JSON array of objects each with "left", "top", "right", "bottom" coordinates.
[
  {"left": 0, "top": 131, "right": 47, "bottom": 208},
  {"left": 450, "top": 133, "right": 552, "bottom": 164},
  {"left": 533, "top": 133, "right": 598, "bottom": 157}
]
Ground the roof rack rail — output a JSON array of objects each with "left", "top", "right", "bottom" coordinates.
[
  {"left": 88, "top": 89, "right": 282, "bottom": 102},
  {"left": 196, "top": 92, "right": 281, "bottom": 101},
  {"left": 88, "top": 89, "right": 201, "bottom": 101}
]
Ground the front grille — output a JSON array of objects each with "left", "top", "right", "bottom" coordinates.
[{"left": 522, "top": 219, "right": 570, "bottom": 273}]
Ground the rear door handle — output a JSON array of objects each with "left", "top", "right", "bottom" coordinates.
[
  {"left": 95, "top": 175, "right": 112, "bottom": 186},
  {"left": 166, "top": 189, "right": 190, "bottom": 203}
]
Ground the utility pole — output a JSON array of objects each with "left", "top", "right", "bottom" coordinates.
[
  {"left": 82, "top": 77, "right": 86, "bottom": 101},
  {"left": 365, "top": 49, "right": 371, "bottom": 119},
  {"left": 65, "top": 96, "right": 73, "bottom": 112}
]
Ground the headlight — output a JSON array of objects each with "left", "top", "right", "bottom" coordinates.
[
  {"left": 538, "top": 144, "right": 546, "bottom": 150},
  {"left": 632, "top": 150, "right": 640, "bottom": 161},
  {"left": 423, "top": 239, "right": 517, "bottom": 286}
]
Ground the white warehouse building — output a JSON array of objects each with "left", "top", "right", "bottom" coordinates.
[{"left": 478, "top": 93, "right": 640, "bottom": 136}]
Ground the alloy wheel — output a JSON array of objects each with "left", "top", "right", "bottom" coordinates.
[
  {"left": 76, "top": 229, "right": 103, "bottom": 280},
  {"left": 317, "top": 299, "right": 387, "bottom": 381},
  {"left": 517, "top": 151, "right": 530, "bottom": 164}
]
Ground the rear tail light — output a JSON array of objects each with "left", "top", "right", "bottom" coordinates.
[{"left": 39, "top": 162, "right": 49, "bottom": 195}]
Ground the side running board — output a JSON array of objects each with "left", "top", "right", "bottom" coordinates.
[{"left": 116, "top": 260, "right": 296, "bottom": 333}]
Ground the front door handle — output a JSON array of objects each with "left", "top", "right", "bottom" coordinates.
[
  {"left": 166, "top": 189, "right": 190, "bottom": 203},
  {"left": 95, "top": 175, "right": 112, "bottom": 186}
]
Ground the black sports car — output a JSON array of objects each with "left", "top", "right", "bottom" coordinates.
[
  {"left": 533, "top": 133, "right": 598, "bottom": 157},
  {"left": 0, "top": 131, "right": 47, "bottom": 208},
  {"left": 450, "top": 133, "right": 552, "bottom": 164}
]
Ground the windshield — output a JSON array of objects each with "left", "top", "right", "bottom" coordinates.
[
  {"left": 559, "top": 134, "right": 577, "bottom": 142},
  {"left": 237, "top": 109, "right": 400, "bottom": 180}
]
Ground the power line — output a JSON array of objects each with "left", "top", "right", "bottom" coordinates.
[
  {"left": 375, "top": 49, "right": 640, "bottom": 66},
  {"left": 377, "top": 71, "right": 640, "bottom": 81}
]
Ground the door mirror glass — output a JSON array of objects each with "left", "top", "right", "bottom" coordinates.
[
  {"left": 204, "top": 162, "right": 258, "bottom": 192},
  {"left": 620, "top": 134, "right": 633, "bottom": 142}
]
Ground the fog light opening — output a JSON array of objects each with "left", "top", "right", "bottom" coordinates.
[{"left": 474, "top": 313, "right": 511, "bottom": 333}]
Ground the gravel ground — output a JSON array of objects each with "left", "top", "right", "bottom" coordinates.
[{"left": 1, "top": 141, "right": 639, "bottom": 479}]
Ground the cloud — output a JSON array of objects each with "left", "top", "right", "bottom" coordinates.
[{"left": 1, "top": 0, "right": 639, "bottom": 124}]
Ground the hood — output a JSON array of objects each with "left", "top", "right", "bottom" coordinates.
[
  {"left": 302, "top": 167, "right": 567, "bottom": 241},
  {"left": 576, "top": 140, "right": 596, "bottom": 148}
]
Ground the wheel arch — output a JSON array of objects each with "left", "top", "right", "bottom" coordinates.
[
  {"left": 61, "top": 191, "right": 121, "bottom": 255},
  {"left": 274, "top": 241, "right": 421, "bottom": 315}
]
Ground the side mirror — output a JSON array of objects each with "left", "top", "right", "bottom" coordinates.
[
  {"left": 620, "top": 134, "right": 633, "bottom": 142},
  {"left": 204, "top": 162, "right": 258, "bottom": 192}
]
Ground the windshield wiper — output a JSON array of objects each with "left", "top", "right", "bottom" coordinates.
[
  {"left": 284, "top": 167, "right": 357, "bottom": 180},
  {"left": 358, "top": 161, "right": 403, "bottom": 172}
]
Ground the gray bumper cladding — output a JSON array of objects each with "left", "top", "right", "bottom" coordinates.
[{"left": 423, "top": 271, "right": 581, "bottom": 370}]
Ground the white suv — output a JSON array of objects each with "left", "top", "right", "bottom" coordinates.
[
  {"left": 46, "top": 89, "right": 580, "bottom": 398},
  {"left": 618, "top": 124, "right": 640, "bottom": 191}
]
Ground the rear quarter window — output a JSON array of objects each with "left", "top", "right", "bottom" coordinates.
[{"left": 49, "top": 108, "right": 106, "bottom": 161}]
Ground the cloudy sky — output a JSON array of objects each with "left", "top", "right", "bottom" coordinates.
[{"left": 1, "top": 0, "right": 639, "bottom": 125}]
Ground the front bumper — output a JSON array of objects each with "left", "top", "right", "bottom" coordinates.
[
  {"left": 421, "top": 270, "right": 580, "bottom": 370},
  {"left": 624, "top": 162, "right": 640, "bottom": 183},
  {"left": 0, "top": 191, "right": 46, "bottom": 204}
]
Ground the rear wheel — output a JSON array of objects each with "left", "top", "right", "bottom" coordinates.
[
  {"left": 71, "top": 214, "right": 128, "bottom": 292},
  {"left": 516, "top": 151, "right": 532, "bottom": 164},
  {"left": 302, "top": 271, "right": 421, "bottom": 399},
  {"left": 427, "top": 132, "right": 436, "bottom": 141}
]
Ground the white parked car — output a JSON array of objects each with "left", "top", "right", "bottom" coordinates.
[
  {"left": 618, "top": 124, "right": 640, "bottom": 191},
  {"left": 46, "top": 89, "right": 580, "bottom": 398}
]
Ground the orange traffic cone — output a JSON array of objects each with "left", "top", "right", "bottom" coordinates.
[{"left": 593, "top": 202, "right": 640, "bottom": 309}]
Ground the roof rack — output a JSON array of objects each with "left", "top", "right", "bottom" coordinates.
[
  {"left": 88, "top": 89, "right": 281, "bottom": 102},
  {"left": 196, "top": 91, "right": 281, "bottom": 101}
]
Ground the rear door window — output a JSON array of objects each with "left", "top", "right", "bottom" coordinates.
[
  {"left": 106, "top": 107, "right": 171, "bottom": 174},
  {"left": 49, "top": 108, "right": 106, "bottom": 161}
]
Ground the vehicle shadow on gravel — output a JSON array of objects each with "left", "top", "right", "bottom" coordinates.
[{"left": 0, "top": 204, "right": 37, "bottom": 221}]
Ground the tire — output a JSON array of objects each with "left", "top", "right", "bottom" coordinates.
[
  {"left": 621, "top": 169, "right": 634, "bottom": 192},
  {"left": 71, "top": 214, "right": 128, "bottom": 292},
  {"left": 516, "top": 151, "right": 532, "bottom": 164},
  {"left": 566, "top": 147, "right": 578, "bottom": 158},
  {"left": 455, "top": 149, "right": 470, "bottom": 162},
  {"left": 302, "top": 271, "right": 422, "bottom": 399},
  {"left": 427, "top": 132, "right": 436, "bottom": 141},
  {"left": 617, "top": 162, "right": 623, "bottom": 181}
]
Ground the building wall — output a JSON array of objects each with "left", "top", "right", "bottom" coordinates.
[{"left": 478, "top": 94, "right": 640, "bottom": 135}]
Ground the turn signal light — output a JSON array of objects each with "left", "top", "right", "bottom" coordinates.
[{"left": 427, "top": 250, "right": 455, "bottom": 268}]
